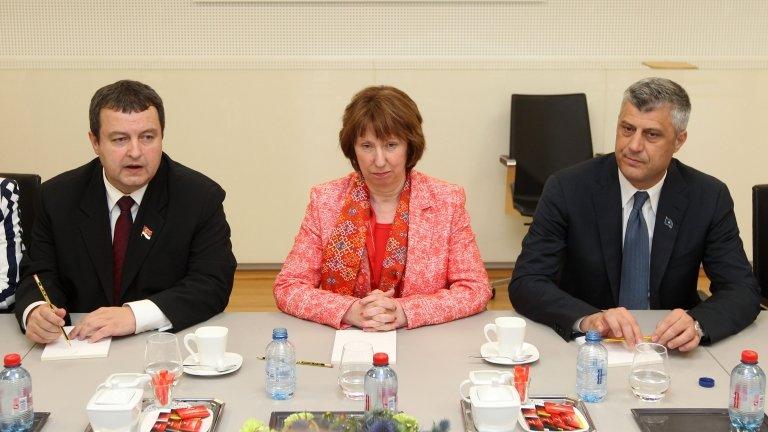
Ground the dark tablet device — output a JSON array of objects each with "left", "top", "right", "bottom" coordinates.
[{"left": 632, "top": 408, "right": 768, "bottom": 432}]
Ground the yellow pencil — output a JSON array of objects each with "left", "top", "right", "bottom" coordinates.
[
  {"left": 33, "top": 274, "right": 71, "bottom": 347},
  {"left": 296, "top": 360, "right": 333, "bottom": 368},
  {"left": 257, "top": 356, "right": 333, "bottom": 368},
  {"left": 603, "top": 336, "right": 653, "bottom": 343}
]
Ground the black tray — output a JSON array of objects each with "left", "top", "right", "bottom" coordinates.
[
  {"left": 32, "top": 412, "right": 50, "bottom": 431},
  {"left": 632, "top": 408, "right": 768, "bottom": 432},
  {"left": 269, "top": 411, "right": 365, "bottom": 430},
  {"left": 83, "top": 398, "right": 224, "bottom": 432}
]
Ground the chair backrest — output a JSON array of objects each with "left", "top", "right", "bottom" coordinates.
[
  {"left": 754, "top": 184, "right": 768, "bottom": 301},
  {"left": 0, "top": 173, "right": 41, "bottom": 248},
  {"left": 509, "top": 93, "right": 593, "bottom": 216}
]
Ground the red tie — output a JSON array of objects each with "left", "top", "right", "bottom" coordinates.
[{"left": 113, "top": 196, "right": 135, "bottom": 305}]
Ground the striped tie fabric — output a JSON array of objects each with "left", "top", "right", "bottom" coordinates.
[{"left": 619, "top": 191, "right": 650, "bottom": 310}]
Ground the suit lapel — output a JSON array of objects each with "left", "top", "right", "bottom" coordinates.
[
  {"left": 649, "top": 160, "right": 688, "bottom": 307},
  {"left": 402, "top": 171, "right": 434, "bottom": 293},
  {"left": 120, "top": 157, "right": 169, "bottom": 297},
  {"left": 592, "top": 158, "right": 623, "bottom": 305},
  {"left": 78, "top": 162, "right": 114, "bottom": 304}
]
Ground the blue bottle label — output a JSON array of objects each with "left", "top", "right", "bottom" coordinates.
[
  {"left": 596, "top": 368, "right": 603, "bottom": 385},
  {"left": 385, "top": 395, "right": 397, "bottom": 411}
]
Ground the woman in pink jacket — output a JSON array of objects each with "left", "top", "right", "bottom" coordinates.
[{"left": 274, "top": 86, "right": 491, "bottom": 331}]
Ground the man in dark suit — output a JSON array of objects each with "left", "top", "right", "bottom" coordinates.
[
  {"left": 509, "top": 77, "right": 760, "bottom": 351},
  {"left": 16, "top": 80, "right": 236, "bottom": 343}
]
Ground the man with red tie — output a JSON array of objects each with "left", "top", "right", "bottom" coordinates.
[{"left": 15, "top": 80, "right": 236, "bottom": 343}]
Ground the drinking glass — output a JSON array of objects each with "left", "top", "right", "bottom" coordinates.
[
  {"left": 513, "top": 365, "right": 531, "bottom": 404},
  {"left": 144, "top": 332, "right": 183, "bottom": 407},
  {"left": 338, "top": 341, "right": 374, "bottom": 400},
  {"left": 629, "top": 343, "right": 670, "bottom": 401}
]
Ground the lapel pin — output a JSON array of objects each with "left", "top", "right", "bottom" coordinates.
[
  {"left": 664, "top": 216, "right": 674, "bottom": 230},
  {"left": 141, "top": 225, "right": 154, "bottom": 240}
]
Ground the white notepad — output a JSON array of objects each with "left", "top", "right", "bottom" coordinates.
[
  {"left": 41, "top": 326, "right": 111, "bottom": 361},
  {"left": 331, "top": 329, "right": 397, "bottom": 364},
  {"left": 575, "top": 336, "right": 634, "bottom": 367}
]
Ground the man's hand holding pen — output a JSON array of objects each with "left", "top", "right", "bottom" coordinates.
[{"left": 25, "top": 304, "right": 68, "bottom": 344}]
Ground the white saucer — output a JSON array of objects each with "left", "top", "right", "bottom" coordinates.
[
  {"left": 183, "top": 352, "right": 243, "bottom": 376},
  {"left": 479, "top": 342, "right": 539, "bottom": 365}
]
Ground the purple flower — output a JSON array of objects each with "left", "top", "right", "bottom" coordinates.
[{"left": 368, "top": 419, "right": 397, "bottom": 432}]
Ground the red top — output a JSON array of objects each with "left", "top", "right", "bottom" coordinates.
[
  {"left": 742, "top": 350, "right": 759, "bottom": 364},
  {"left": 369, "top": 222, "right": 393, "bottom": 290},
  {"left": 4, "top": 353, "right": 20, "bottom": 367},
  {"left": 373, "top": 352, "right": 389, "bottom": 366}
]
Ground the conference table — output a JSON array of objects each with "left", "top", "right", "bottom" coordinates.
[
  {"left": 4, "top": 310, "right": 765, "bottom": 431},
  {"left": 1, "top": 314, "right": 35, "bottom": 358}
]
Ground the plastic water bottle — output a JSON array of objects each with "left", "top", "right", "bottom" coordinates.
[
  {"left": 364, "top": 352, "right": 398, "bottom": 412},
  {"left": 729, "top": 350, "right": 766, "bottom": 431},
  {"left": 0, "top": 353, "right": 34, "bottom": 431},
  {"left": 265, "top": 327, "right": 296, "bottom": 400},
  {"left": 576, "top": 330, "right": 608, "bottom": 403}
]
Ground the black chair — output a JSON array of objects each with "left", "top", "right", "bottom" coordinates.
[
  {"left": 509, "top": 94, "right": 593, "bottom": 217},
  {"left": 0, "top": 173, "right": 41, "bottom": 248},
  {"left": 753, "top": 184, "right": 768, "bottom": 305}
]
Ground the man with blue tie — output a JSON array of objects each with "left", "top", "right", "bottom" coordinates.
[
  {"left": 509, "top": 77, "right": 760, "bottom": 351},
  {"left": 15, "top": 80, "right": 236, "bottom": 343}
]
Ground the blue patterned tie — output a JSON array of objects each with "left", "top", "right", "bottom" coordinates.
[{"left": 619, "top": 191, "right": 650, "bottom": 309}]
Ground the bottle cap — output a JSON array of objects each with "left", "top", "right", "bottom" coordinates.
[
  {"left": 585, "top": 330, "right": 602, "bottom": 342},
  {"left": 3, "top": 353, "right": 21, "bottom": 367},
  {"left": 741, "top": 350, "right": 758, "bottom": 364},
  {"left": 272, "top": 327, "right": 288, "bottom": 340},
  {"left": 372, "top": 352, "right": 389, "bottom": 366},
  {"left": 698, "top": 377, "right": 715, "bottom": 388}
]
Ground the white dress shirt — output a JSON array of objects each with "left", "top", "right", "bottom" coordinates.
[
  {"left": 573, "top": 169, "right": 667, "bottom": 331},
  {"left": 23, "top": 170, "right": 172, "bottom": 334}
]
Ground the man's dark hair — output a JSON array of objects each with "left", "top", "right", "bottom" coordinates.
[{"left": 89, "top": 80, "right": 165, "bottom": 139}]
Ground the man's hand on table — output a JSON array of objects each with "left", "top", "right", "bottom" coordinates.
[
  {"left": 580, "top": 307, "right": 644, "bottom": 348},
  {"left": 68, "top": 306, "right": 137, "bottom": 342},
  {"left": 580, "top": 307, "right": 700, "bottom": 351},
  {"left": 652, "top": 308, "right": 701, "bottom": 352}
]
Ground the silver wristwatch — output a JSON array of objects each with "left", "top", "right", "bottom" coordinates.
[{"left": 694, "top": 320, "right": 705, "bottom": 338}]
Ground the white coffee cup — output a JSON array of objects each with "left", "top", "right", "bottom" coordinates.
[
  {"left": 484, "top": 317, "right": 526, "bottom": 357},
  {"left": 183, "top": 326, "right": 228, "bottom": 367}
]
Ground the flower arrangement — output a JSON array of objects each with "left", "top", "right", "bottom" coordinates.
[{"left": 240, "top": 410, "right": 449, "bottom": 432}]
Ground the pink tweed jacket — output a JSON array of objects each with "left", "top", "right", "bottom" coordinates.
[{"left": 274, "top": 170, "right": 491, "bottom": 329}]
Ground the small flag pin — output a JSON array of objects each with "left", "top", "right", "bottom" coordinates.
[
  {"left": 664, "top": 216, "right": 674, "bottom": 229},
  {"left": 141, "top": 225, "right": 154, "bottom": 240}
]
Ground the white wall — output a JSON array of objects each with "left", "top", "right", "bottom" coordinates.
[
  {"left": 1, "top": 69, "right": 765, "bottom": 263},
  {"left": 2, "top": 1, "right": 768, "bottom": 61},
  {"left": 1, "top": 0, "right": 767, "bottom": 263}
]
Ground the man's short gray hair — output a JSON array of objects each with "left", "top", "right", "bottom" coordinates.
[{"left": 623, "top": 77, "right": 691, "bottom": 133}]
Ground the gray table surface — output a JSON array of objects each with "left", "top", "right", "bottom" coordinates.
[
  {"left": 1, "top": 314, "right": 35, "bottom": 358},
  {"left": 705, "top": 311, "right": 768, "bottom": 375},
  {"left": 12, "top": 310, "right": 764, "bottom": 431}
]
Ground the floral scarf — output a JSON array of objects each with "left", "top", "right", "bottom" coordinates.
[{"left": 320, "top": 173, "right": 410, "bottom": 297}]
